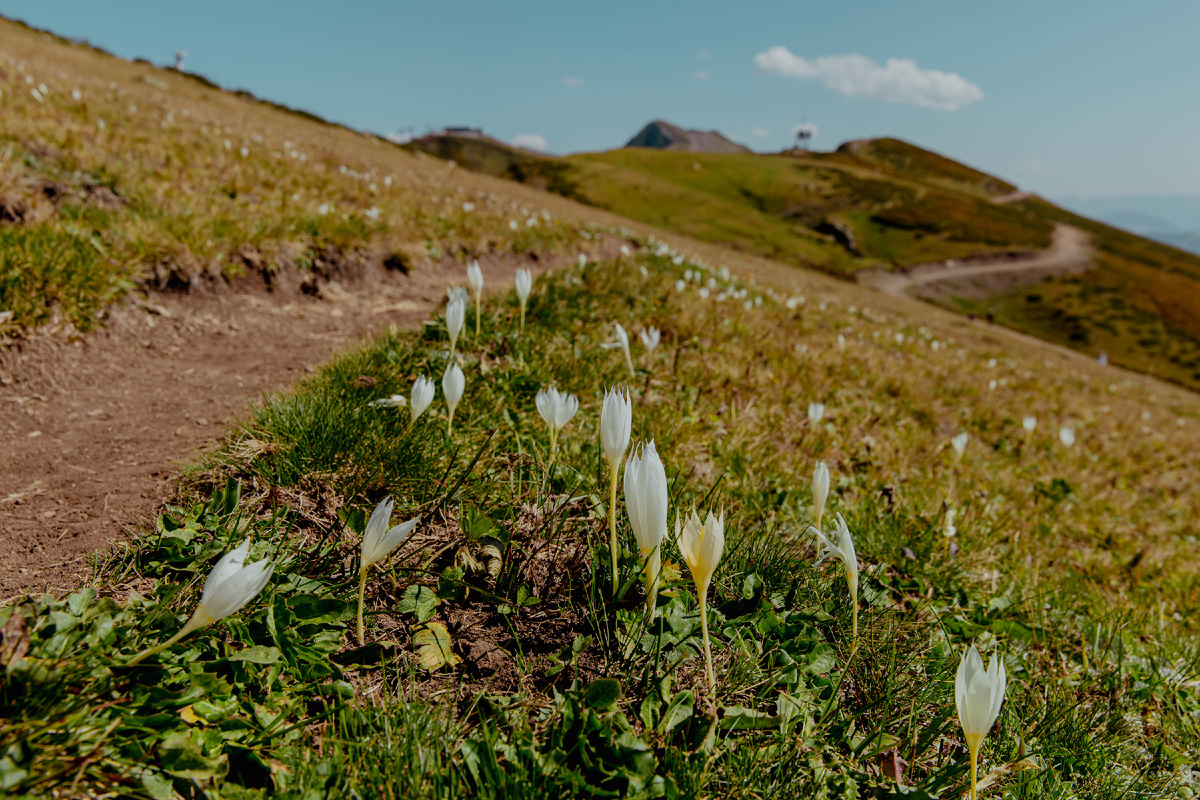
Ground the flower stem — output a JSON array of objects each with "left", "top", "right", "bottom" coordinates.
[
  {"left": 474, "top": 297, "right": 481, "bottom": 337},
  {"left": 700, "top": 593, "right": 715, "bottom": 698},
  {"left": 609, "top": 466, "right": 619, "bottom": 595},
  {"left": 356, "top": 568, "right": 368, "bottom": 645},
  {"left": 969, "top": 741, "right": 979, "bottom": 800},
  {"left": 520, "top": 303, "right": 526, "bottom": 332},
  {"left": 128, "top": 613, "right": 205, "bottom": 665}
]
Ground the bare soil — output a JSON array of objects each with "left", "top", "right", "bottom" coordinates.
[{"left": 0, "top": 239, "right": 624, "bottom": 599}]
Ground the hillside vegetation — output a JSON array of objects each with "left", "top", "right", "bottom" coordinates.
[{"left": 4, "top": 15, "right": 1200, "bottom": 800}]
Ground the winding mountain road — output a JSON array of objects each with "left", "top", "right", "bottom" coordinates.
[{"left": 863, "top": 224, "right": 1091, "bottom": 298}]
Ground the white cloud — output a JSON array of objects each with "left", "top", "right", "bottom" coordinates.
[
  {"left": 754, "top": 46, "right": 983, "bottom": 111},
  {"left": 791, "top": 122, "right": 818, "bottom": 140},
  {"left": 691, "top": 70, "right": 710, "bottom": 80},
  {"left": 512, "top": 134, "right": 548, "bottom": 152},
  {"left": 562, "top": 76, "right": 585, "bottom": 87},
  {"left": 752, "top": 127, "right": 771, "bottom": 139}
]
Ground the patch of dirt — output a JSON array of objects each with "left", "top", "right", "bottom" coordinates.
[{"left": 0, "top": 235, "right": 628, "bottom": 599}]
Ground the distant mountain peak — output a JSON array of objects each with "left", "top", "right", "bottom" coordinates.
[{"left": 625, "top": 120, "right": 750, "bottom": 155}]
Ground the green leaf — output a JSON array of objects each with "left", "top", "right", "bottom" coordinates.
[
  {"left": 585, "top": 678, "right": 622, "bottom": 711},
  {"left": 413, "top": 622, "right": 460, "bottom": 671},
  {"left": 719, "top": 705, "right": 780, "bottom": 731},
  {"left": 806, "top": 643, "right": 837, "bottom": 675},
  {"left": 398, "top": 585, "right": 439, "bottom": 622},
  {"left": 229, "top": 645, "right": 282, "bottom": 665}
]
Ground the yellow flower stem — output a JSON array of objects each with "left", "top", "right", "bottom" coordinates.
[
  {"left": 520, "top": 302, "right": 526, "bottom": 332},
  {"left": 642, "top": 548, "right": 658, "bottom": 619},
  {"left": 447, "top": 414, "right": 454, "bottom": 437},
  {"left": 128, "top": 612, "right": 206, "bottom": 665},
  {"left": 549, "top": 428, "right": 558, "bottom": 462},
  {"left": 850, "top": 583, "right": 859, "bottom": 651},
  {"left": 609, "top": 465, "right": 619, "bottom": 595},
  {"left": 700, "top": 592, "right": 715, "bottom": 698},
  {"left": 356, "top": 567, "right": 368, "bottom": 645},
  {"left": 474, "top": 297, "right": 481, "bottom": 337},
  {"left": 449, "top": 341, "right": 456, "bottom": 362},
  {"left": 968, "top": 740, "right": 980, "bottom": 800}
]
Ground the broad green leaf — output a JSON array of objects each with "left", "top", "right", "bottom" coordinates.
[
  {"left": 585, "top": 678, "right": 622, "bottom": 711},
  {"left": 413, "top": 622, "right": 460, "bottom": 671}
]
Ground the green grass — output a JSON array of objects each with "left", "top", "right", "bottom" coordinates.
[{"left": 5, "top": 245, "right": 1200, "bottom": 797}]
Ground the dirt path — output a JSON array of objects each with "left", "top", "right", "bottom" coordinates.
[
  {"left": 861, "top": 223, "right": 1091, "bottom": 298},
  {"left": 0, "top": 244, "right": 618, "bottom": 599}
]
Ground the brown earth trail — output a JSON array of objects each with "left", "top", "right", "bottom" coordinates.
[{"left": 0, "top": 246, "right": 616, "bottom": 598}]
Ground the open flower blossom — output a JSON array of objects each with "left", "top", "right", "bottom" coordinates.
[
  {"left": 356, "top": 497, "right": 420, "bottom": 644},
  {"left": 129, "top": 539, "right": 273, "bottom": 664},
  {"left": 601, "top": 322, "right": 635, "bottom": 376},
  {"left": 812, "top": 461, "right": 830, "bottom": 530},
  {"left": 515, "top": 268, "right": 533, "bottom": 331},
  {"left": 467, "top": 261, "right": 483, "bottom": 336},
  {"left": 640, "top": 327, "right": 660, "bottom": 353},
  {"left": 1022, "top": 416, "right": 1037, "bottom": 432},
  {"left": 535, "top": 385, "right": 579, "bottom": 457},
  {"left": 956, "top": 643, "right": 1007, "bottom": 799},
  {"left": 808, "top": 402, "right": 825, "bottom": 426},
  {"left": 368, "top": 394, "right": 406, "bottom": 409},
  {"left": 601, "top": 387, "right": 632, "bottom": 592},
  {"left": 810, "top": 513, "right": 859, "bottom": 647},
  {"left": 677, "top": 509, "right": 725, "bottom": 697},
  {"left": 1059, "top": 426, "right": 1076, "bottom": 447},
  {"left": 443, "top": 361, "right": 465, "bottom": 435},
  {"left": 624, "top": 440, "right": 668, "bottom": 618},
  {"left": 410, "top": 376, "right": 435, "bottom": 422},
  {"left": 446, "top": 296, "right": 466, "bottom": 360},
  {"left": 952, "top": 432, "right": 969, "bottom": 460}
]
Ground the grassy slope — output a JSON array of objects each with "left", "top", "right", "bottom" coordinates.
[
  {"left": 4, "top": 16, "right": 1200, "bottom": 799},
  {"left": 5, "top": 246, "right": 1200, "bottom": 797}
]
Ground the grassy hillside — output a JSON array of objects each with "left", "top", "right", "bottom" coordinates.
[{"left": 407, "top": 134, "right": 1054, "bottom": 277}]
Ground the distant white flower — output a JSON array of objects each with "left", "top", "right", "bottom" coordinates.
[
  {"left": 640, "top": 327, "right": 660, "bottom": 353},
  {"left": 365, "top": 206, "right": 380, "bottom": 220},
  {"left": 467, "top": 261, "right": 484, "bottom": 336},
  {"left": 368, "top": 394, "right": 407, "bottom": 409},
  {"left": 443, "top": 362, "right": 465, "bottom": 434},
  {"left": 699, "top": 288, "right": 710, "bottom": 300},
  {"left": 837, "top": 334, "right": 846, "bottom": 350},
  {"left": 1059, "top": 427, "right": 1075, "bottom": 447},
  {"left": 462, "top": 201, "right": 475, "bottom": 212},
  {"left": 602, "top": 322, "right": 635, "bottom": 376},
  {"left": 509, "top": 220, "right": 518, "bottom": 230},
  {"left": 318, "top": 203, "right": 330, "bottom": 215},
  {"left": 578, "top": 253, "right": 587, "bottom": 268},
  {"left": 811, "top": 513, "right": 859, "bottom": 645},
  {"left": 71, "top": 88, "right": 82, "bottom": 101},
  {"left": 620, "top": 245, "right": 631, "bottom": 256},
  {"left": 240, "top": 146, "right": 249, "bottom": 157},
  {"left": 446, "top": 296, "right": 466, "bottom": 359},
  {"left": 812, "top": 462, "right": 830, "bottom": 530},
  {"left": 1022, "top": 416, "right": 1037, "bottom": 432},
  {"left": 515, "top": 268, "right": 533, "bottom": 331},
  {"left": 952, "top": 432, "right": 969, "bottom": 460},
  {"left": 675, "top": 279, "right": 686, "bottom": 292},
  {"left": 945, "top": 507, "right": 957, "bottom": 538},
  {"left": 410, "top": 376, "right": 435, "bottom": 422},
  {"left": 808, "top": 402, "right": 825, "bottom": 426},
  {"left": 535, "top": 384, "right": 579, "bottom": 457}
]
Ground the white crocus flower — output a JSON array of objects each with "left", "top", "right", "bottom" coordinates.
[
  {"left": 129, "top": 539, "right": 273, "bottom": 664},
  {"left": 356, "top": 497, "right": 420, "bottom": 643},
  {"left": 677, "top": 509, "right": 725, "bottom": 697},
  {"left": 443, "top": 362, "right": 465, "bottom": 435},
  {"left": 952, "top": 432, "right": 969, "bottom": 460},
  {"left": 675, "top": 279, "right": 686, "bottom": 292},
  {"left": 945, "top": 507, "right": 957, "bottom": 538},
  {"left": 535, "top": 385, "right": 578, "bottom": 458},
  {"left": 640, "top": 326, "right": 660, "bottom": 353},
  {"left": 956, "top": 643, "right": 1007, "bottom": 800},
  {"left": 446, "top": 286, "right": 468, "bottom": 305},
  {"left": 467, "top": 261, "right": 484, "bottom": 336},
  {"left": 602, "top": 322, "right": 635, "bottom": 376},
  {"left": 515, "top": 268, "right": 533, "bottom": 331},
  {"left": 601, "top": 387, "right": 633, "bottom": 593},
  {"left": 810, "top": 513, "right": 859, "bottom": 647},
  {"left": 1022, "top": 416, "right": 1037, "bottom": 432},
  {"left": 812, "top": 461, "right": 830, "bottom": 530},
  {"left": 578, "top": 253, "right": 587, "bottom": 268},
  {"left": 808, "top": 402, "right": 825, "bottom": 426},
  {"left": 1059, "top": 426, "right": 1075, "bottom": 447},
  {"left": 410, "top": 376, "right": 435, "bottom": 423},
  {"left": 368, "top": 394, "right": 406, "bottom": 409},
  {"left": 446, "top": 296, "right": 466, "bottom": 360},
  {"left": 624, "top": 440, "right": 668, "bottom": 618}
]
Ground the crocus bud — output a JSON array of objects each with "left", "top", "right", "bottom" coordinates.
[
  {"left": 1022, "top": 416, "right": 1037, "bottom": 432},
  {"left": 624, "top": 440, "right": 669, "bottom": 615},
  {"left": 1059, "top": 426, "right": 1075, "bottom": 447},
  {"left": 446, "top": 296, "right": 466, "bottom": 358},
  {"left": 952, "top": 432, "right": 969, "bottom": 459},
  {"left": 812, "top": 461, "right": 830, "bottom": 530},
  {"left": 956, "top": 643, "right": 1007, "bottom": 798},
  {"left": 676, "top": 509, "right": 725, "bottom": 696},
  {"left": 515, "top": 268, "right": 533, "bottom": 330},
  {"left": 467, "top": 261, "right": 483, "bottom": 296},
  {"left": 602, "top": 323, "right": 634, "bottom": 376},
  {"left": 808, "top": 402, "right": 825, "bottom": 426},
  {"left": 811, "top": 512, "right": 859, "bottom": 645},
  {"left": 640, "top": 327, "right": 660, "bottom": 353},
  {"left": 600, "top": 387, "right": 632, "bottom": 476},
  {"left": 443, "top": 362, "right": 465, "bottom": 433},
  {"left": 411, "top": 376, "right": 435, "bottom": 422}
]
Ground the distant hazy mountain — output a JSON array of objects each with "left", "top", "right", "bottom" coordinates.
[
  {"left": 1058, "top": 195, "right": 1200, "bottom": 255},
  {"left": 625, "top": 120, "right": 751, "bottom": 155}
]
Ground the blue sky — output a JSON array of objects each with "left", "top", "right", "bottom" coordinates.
[{"left": 5, "top": 0, "right": 1198, "bottom": 198}]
